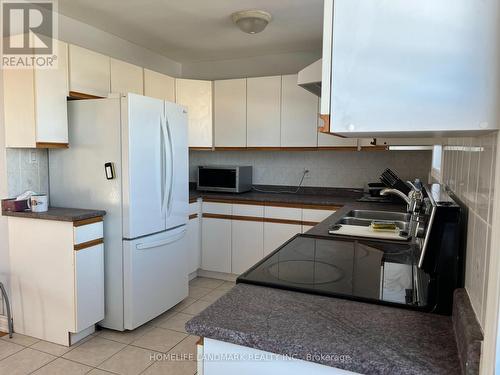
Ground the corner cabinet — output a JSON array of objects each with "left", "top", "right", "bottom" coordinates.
[
  {"left": 4, "top": 40, "right": 69, "bottom": 148},
  {"left": 247, "top": 76, "right": 281, "bottom": 147},
  {"left": 7, "top": 215, "right": 105, "bottom": 346},
  {"left": 214, "top": 78, "right": 247, "bottom": 148},
  {"left": 176, "top": 79, "right": 213, "bottom": 148},
  {"left": 144, "top": 69, "right": 176, "bottom": 102},
  {"left": 323, "top": 0, "right": 499, "bottom": 136}
]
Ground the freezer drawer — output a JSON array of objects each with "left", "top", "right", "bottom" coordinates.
[{"left": 123, "top": 226, "right": 188, "bottom": 330}]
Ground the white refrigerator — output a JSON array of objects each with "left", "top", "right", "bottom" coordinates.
[{"left": 49, "top": 93, "right": 189, "bottom": 331}]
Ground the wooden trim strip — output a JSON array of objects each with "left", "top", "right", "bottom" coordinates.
[
  {"left": 189, "top": 213, "right": 198, "bottom": 220},
  {"left": 74, "top": 238, "right": 103, "bottom": 251},
  {"left": 263, "top": 217, "right": 303, "bottom": 226},
  {"left": 231, "top": 215, "right": 263, "bottom": 223},
  {"left": 36, "top": 142, "right": 69, "bottom": 149},
  {"left": 189, "top": 197, "right": 198, "bottom": 203},
  {"left": 202, "top": 213, "right": 232, "bottom": 220},
  {"left": 73, "top": 216, "right": 103, "bottom": 227},
  {"left": 318, "top": 114, "right": 330, "bottom": 133},
  {"left": 202, "top": 213, "right": 305, "bottom": 226},
  {"left": 199, "top": 146, "right": 378, "bottom": 152},
  {"left": 68, "top": 91, "right": 104, "bottom": 100}
]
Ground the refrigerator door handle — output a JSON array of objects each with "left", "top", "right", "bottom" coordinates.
[
  {"left": 160, "top": 116, "right": 166, "bottom": 215},
  {"left": 135, "top": 229, "right": 187, "bottom": 250},
  {"left": 165, "top": 114, "right": 175, "bottom": 217},
  {"left": 160, "top": 114, "right": 169, "bottom": 216}
]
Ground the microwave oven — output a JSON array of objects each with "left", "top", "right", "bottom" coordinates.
[{"left": 197, "top": 166, "right": 253, "bottom": 193}]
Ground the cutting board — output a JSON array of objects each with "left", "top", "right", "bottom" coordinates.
[{"left": 329, "top": 224, "right": 409, "bottom": 241}]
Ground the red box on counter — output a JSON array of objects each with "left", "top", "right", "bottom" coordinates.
[{"left": 1, "top": 198, "right": 30, "bottom": 212}]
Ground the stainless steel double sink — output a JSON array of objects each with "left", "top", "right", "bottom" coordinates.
[{"left": 335, "top": 209, "right": 411, "bottom": 232}]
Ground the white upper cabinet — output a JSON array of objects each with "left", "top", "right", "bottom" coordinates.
[
  {"left": 176, "top": 79, "right": 213, "bottom": 148},
  {"left": 281, "top": 74, "right": 319, "bottom": 147},
  {"left": 247, "top": 76, "right": 281, "bottom": 147},
  {"left": 110, "top": 59, "right": 144, "bottom": 95},
  {"left": 4, "top": 39, "right": 69, "bottom": 148},
  {"left": 144, "top": 69, "right": 176, "bottom": 102},
  {"left": 214, "top": 79, "right": 247, "bottom": 147},
  {"left": 326, "top": 0, "right": 499, "bottom": 136},
  {"left": 68, "top": 45, "right": 110, "bottom": 97}
]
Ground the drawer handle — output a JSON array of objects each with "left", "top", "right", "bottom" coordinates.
[{"left": 136, "top": 230, "right": 186, "bottom": 250}]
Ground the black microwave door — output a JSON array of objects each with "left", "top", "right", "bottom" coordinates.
[{"left": 199, "top": 168, "right": 237, "bottom": 189}]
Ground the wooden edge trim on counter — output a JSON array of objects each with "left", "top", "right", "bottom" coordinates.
[
  {"left": 189, "top": 213, "right": 198, "bottom": 220},
  {"left": 36, "top": 142, "right": 69, "bottom": 149},
  {"left": 301, "top": 203, "right": 342, "bottom": 210},
  {"left": 201, "top": 197, "right": 341, "bottom": 210},
  {"left": 73, "top": 216, "right": 103, "bottom": 227},
  {"left": 360, "top": 146, "right": 390, "bottom": 151},
  {"left": 302, "top": 221, "right": 321, "bottom": 227},
  {"left": 68, "top": 91, "right": 104, "bottom": 100},
  {"left": 189, "top": 197, "right": 198, "bottom": 204},
  {"left": 189, "top": 147, "right": 213, "bottom": 151},
  {"left": 74, "top": 238, "right": 103, "bottom": 251}
]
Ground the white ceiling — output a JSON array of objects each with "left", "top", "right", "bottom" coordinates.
[{"left": 58, "top": 0, "right": 324, "bottom": 63}]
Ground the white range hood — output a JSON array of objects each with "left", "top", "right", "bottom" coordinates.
[{"left": 297, "top": 58, "right": 322, "bottom": 97}]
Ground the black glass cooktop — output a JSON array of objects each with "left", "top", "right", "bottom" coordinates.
[{"left": 237, "top": 234, "right": 429, "bottom": 310}]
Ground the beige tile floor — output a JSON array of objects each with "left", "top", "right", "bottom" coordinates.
[{"left": 0, "top": 277, "right": 234, "bottom": 375}]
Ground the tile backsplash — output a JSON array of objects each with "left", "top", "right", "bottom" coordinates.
[
  {"left": 189, "top": 150, "right": 433, "bottom": 188},
  {"left": 441, "top": 132, "right": 497, "bottom": 327},
  {"left": 6, "top": 148, "right": 49, "bottom": 198}
]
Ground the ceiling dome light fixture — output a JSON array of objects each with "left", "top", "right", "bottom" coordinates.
[{"left": 231, "top": 10, "right": 272, "bottom": 34}]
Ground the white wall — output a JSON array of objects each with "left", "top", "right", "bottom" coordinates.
[
  {"left": 442, "top": 133, "right": 500, "bottom": 375},
  {"left": 190, "top": 149, "right": 432, "bottom": 188},
  {"left": 6, "top": 149, "right": 49, "bottom": 197},
  {"left": 442, "top": 133, "right": 497, "bottom": 327},
  {"left": 58, "top": 13, "right": 182, "bottom": 77},
  {"left": 0, "top": 70, "right": 10, "bottom": 309},
  {"left": 181, "top": 50, "right": 321, "bottom": 80}
]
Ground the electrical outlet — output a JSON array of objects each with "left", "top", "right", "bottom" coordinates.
[{"left": 29, "top": 151, "right": 37, "bottom": 164}]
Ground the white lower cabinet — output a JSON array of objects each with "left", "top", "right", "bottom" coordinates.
[
  {"left": 231, "top": 220, "right": 264, "bottom": 275},
  {"left": 202, "top": 217, "right": 232, "bottom": 273},
  {"left": 264, "top": 222, "right": 302, "bottom": 256},
  {"left": 231, "top": 204, "right": 264, "bottom": 274},
  {"left": 187, "top": 215, "right": 201, "bottom": 274},
  {"left": 74, "top": 244, "right": 105, "bottom": 332},
  {"left": 8, "top": 216, "right": 105, "bottom": 346},
  {"left": 198, "top": 201, "right": 338, "bottom": 274}
]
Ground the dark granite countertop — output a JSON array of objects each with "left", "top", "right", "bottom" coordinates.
[
  {"left": 186, "top": 283, "right": 461, "bottom": 375},
  {"left": 2, "top": 207, "right": 106, "bottom": 222},
  {"left": 189, "top": 185, "right": 366, "bottom": 207}
]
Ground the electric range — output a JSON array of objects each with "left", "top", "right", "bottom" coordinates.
[{"left": 237, "top": 234, "right": 430, "bottom": 310}]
